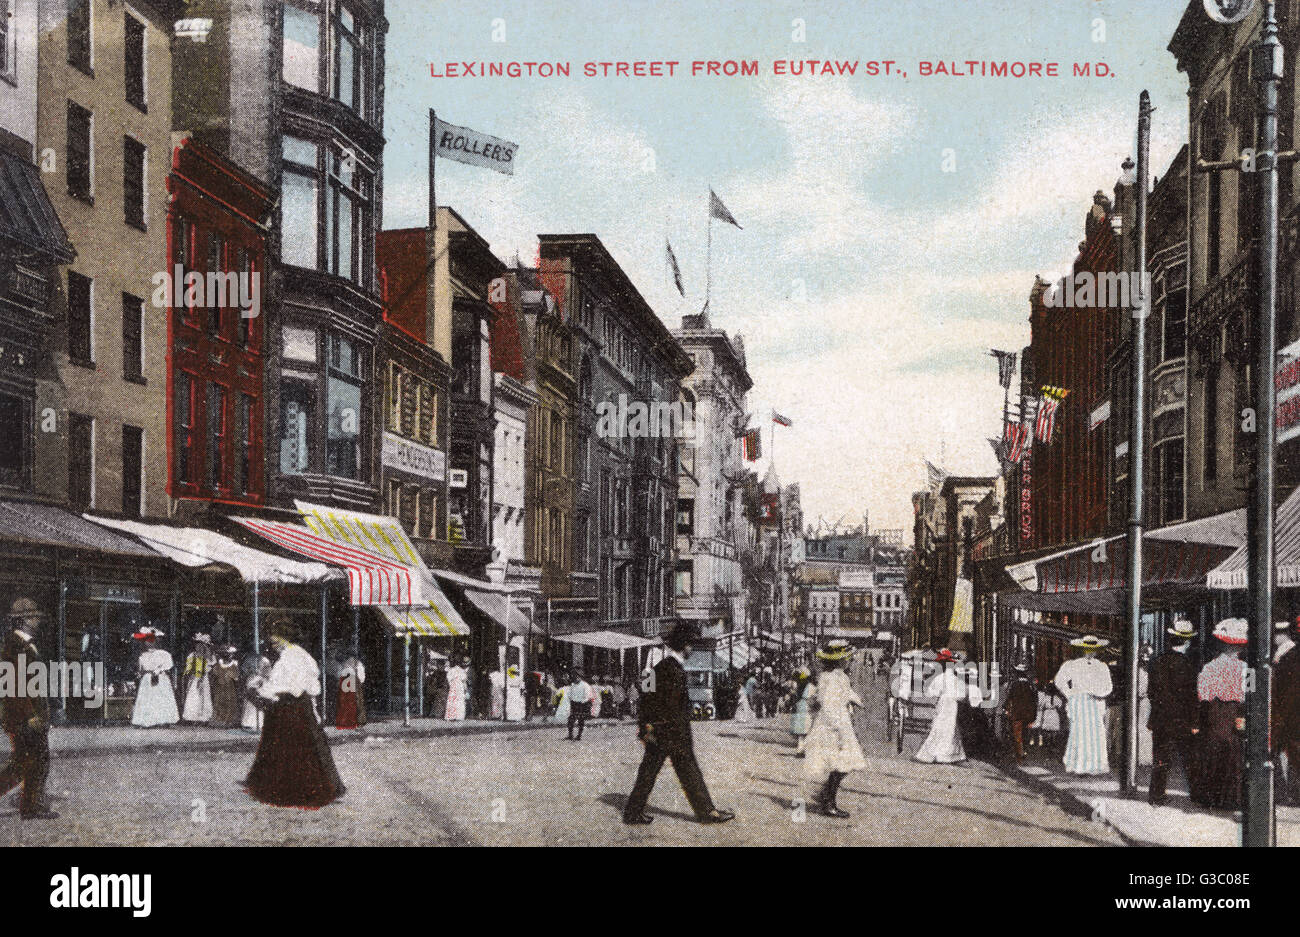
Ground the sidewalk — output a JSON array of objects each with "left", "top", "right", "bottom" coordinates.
[
  {"left": 3, "top": 713, "right": 629, "bottom": 759},
  {"left": 1001, "top": 748, "right": 1300, "bottom": 846}
]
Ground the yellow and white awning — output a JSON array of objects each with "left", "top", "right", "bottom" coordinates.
[
  {"left": 296, "top": 499, "right": 425, "bottom": 569},
  {"left": 379, "top": 604, "right": 469, "bottom": 637}
]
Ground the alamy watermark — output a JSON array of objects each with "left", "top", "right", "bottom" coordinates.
[
  {"left": 150, "top": 266, "right": 261, "bottom": 319},
  {"left": 0, "top": 655, "right": 106, "bottom": 708},
  {"left": 1043, "top": 271, "right": 1151, "bottom": 315},
  {"left": 595, "top": 393, "right": 696, "bottom": 440}
]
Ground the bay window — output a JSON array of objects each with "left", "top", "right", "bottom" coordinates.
[
  {"left": 278, "top": 326, "right": 368, "bottom": 480},
  {"left": 327, "top": 333, "right": 362, "bottom": 479},
  {"left": 332, "top": 2, "right": 369, "bottom": 117},
  {"left": 282, "top": 1, "right": 320, "bottom": 92},
  {"left": 281, "top": 135, "right": 320, "bottom": 270}
]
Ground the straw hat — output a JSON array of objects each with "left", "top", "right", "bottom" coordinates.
[
  {"left": 8, "top": 597, "right": 41, "bottom": 621},
  {"left": 1212, "top": 617, "right": 1248, "bottom": 645},
  {"left": 1069, "top": 634, "right": 1110, "bottom": 650},
  {"left": 1168, "top": 619, "right": 1196, "bottom": 639}
]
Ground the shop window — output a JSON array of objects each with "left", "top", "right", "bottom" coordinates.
[
  {"left": 124, "top": 13, "right": 145, "bottom": 110},
  {"left": 67, "top": 271, "right": 93, "bottom": 363},
  {"left": 66, "top": 100, "right": 92, "bottom": 202},
  {"left": 68, "top": 413, "right": 93, "bottom": 511},
  {"left": 121, "top": 425, "right": 142, "bottom": 517},
  {"left": 282, "top": 1, "right": 320, "bottom": 92},
  {"left": 123, "top": 135, "right": 146, "bottom": 229}
]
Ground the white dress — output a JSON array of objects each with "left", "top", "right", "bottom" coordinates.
[
  {"left": 489, "top": 670, "right": 505, "bottom": 719},
  {"left": 132, "top": 648, "right": 180, "bottom": 727},
  {"left": 445, "top": 665, "right": 468, "bottom": 720},
  {"left": 181, "top": 652, "right": 214, "bottom": 722},
  {"left": 241, "top": 655, "right": 271, "bottom": 732},
  {"left": 505, "top": 673, "right": 525, "bottom": 721},
  {"left": 803, "top": 669, "right": 868, "bottom": 778},
  {"left": 1137, "top": 667, "right": 1153, "bottom": 766},
  {"left": 915, "top": 664, "right": 980, "bottom": 764},
  {"left": 734, "top": 687, "right": 754, "bottom": 722},
  {"left": 1054, "top": 656, "right": 1113, "bottom": 775}
]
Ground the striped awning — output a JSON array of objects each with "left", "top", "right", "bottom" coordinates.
[
  {"left": 295, "top": 500, "right": 424, "bottom": 569},
  {"left": 378, "top": 603, "right": 469, "bottom": 637},
  {"left": 232, "top": 517, "right": 422, "bottom": 606},
  {"left": 1209, "top": 488, "right": 1300, "bottom": 589}
]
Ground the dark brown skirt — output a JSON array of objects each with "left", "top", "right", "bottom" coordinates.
[
  {"left": 244, "top": 695, "right": 345, "bottom": 808},
  {"left": 1194, "top": 699, "right": 1243, "bottom": 810}
]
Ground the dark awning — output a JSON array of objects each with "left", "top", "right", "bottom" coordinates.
[
  {"left": 0, "top": 150, "right": 75, "bottom": 264},
  {"left": 0, "top": 502, "right": 157, "bottom": 557}
]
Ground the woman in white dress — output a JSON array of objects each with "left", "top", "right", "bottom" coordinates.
[
  {"left": 488, "top": 668, "right": 505, "bottom": 719},
  {"left": 1053, "top": 635, "right": 1113, "bottom": 775},
  {"left": 803, "top": 640, "right": 867, "bottom": 818},
  {"left": 444, "top": 657, "right": 469, "bottom": 721},
  {"left": 181, "top": 633, "right": 214, "bottom": 723},
  {"left": 131, "top": 627, "right": 180, "bottom": 727},
  {"left": 915, "top": 649, "right": 980, "bottom": 764},
  {"left": 505, "top": 665, "right": 525, "bottom": 721},
  {"left": 552, "top": 675, "right": 571, "bottom": 724},
  {"left": 733, "top": 675, "right": 754, "bottom": 722},
  {"left": 1137, "top": 645, "right": 1154, "bottom": 767},
  {"left": 241, "top": 647, "right": 272, "bottom": 733}
]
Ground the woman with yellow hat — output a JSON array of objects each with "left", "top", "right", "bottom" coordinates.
[
  {"left": 802, "top": 640, "right": 866, "bottom": 817},
  {"left": 1053, "top": 635, "right": 1113, "bottom": 775}
]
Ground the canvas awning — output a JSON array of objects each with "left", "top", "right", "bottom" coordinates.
[
  {"left": 1209, "top": 488, "right": 1300, "bottom": 589},
  {"left": 0, "top": 502, "right": 157, "bottom": 557},
  {"left": 551, "top": 630, "right": 661, "bottom": 651},
  {"left": 88, "top": 516, "right": 337, "bottom": 585},
  {"left": 432, "top": 569, "right": 535, "bottom": 634},
  {"left": 295, "top": 499, "right": 425, "bottom": 568},
  {"left": 232, "top": 517, "right": 423, "bottom": 606},
  {"left": 0, "top": 150, "right": 74, "bottom": 263},
  {"left": 377, "top": 603, "right": 469, "bottom": 637}
]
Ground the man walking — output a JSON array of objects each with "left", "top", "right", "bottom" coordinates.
[
  {"left": 1273, "top": 619, "right": 1300, "bottom": 803},
  {"left": 1003, "top": 663, "right": 1037, "bottom": 764},
  {"left": 0, "top": 598, "right": 56, "bottom": 819},
  {"left": 1146, "top": 618, "right": 1200, "bottom": 806},
  {"left": 566, "top": 669, "right": 592, "bottom": 740},
  {"left": 623, "top": 621, "right": 735, "bottom": 826}
]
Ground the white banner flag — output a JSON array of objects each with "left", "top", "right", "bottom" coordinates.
[{"left": 432, "top": 116, "right": 518, "bottom": 175}]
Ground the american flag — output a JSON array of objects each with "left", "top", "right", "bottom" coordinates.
[
  {"left": 1005, "top": 422, "right": 1031, "bottom": 463},
  {"left": 772, "top": 410, "right": 792, "bottom": 427},
  {"left": 1035, "top": 386, "right": 1069, "bottom": 443},
  {"left": 742, "top": 428, "right": 761, "bottom": 462}
]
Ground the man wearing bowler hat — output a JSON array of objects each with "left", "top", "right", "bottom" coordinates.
[
  {"left": 1146, "top": 618, "right": 1201, "bottom": 806},
  {"left": 623, "top": 620, "right": 734, "bottom": 825},
  {"left": 0, "top": 598, "right": 56, "bottom": 819}
]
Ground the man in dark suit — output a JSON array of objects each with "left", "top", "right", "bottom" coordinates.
[
  {"left": 1146, "top": 618, "right": 1200, "bottom": 806},
  {"left": 0, "top": 598, "right": 56, "bottom": 819},
  {"left": 1272, "top": 620, "right": 1300, "bottom": 803},
  {"left": 1002, "top": 663, "right": 1037, "bottom": 763},
  {"left": 623, "top": 621, "right": 734, "bottom": 825}
]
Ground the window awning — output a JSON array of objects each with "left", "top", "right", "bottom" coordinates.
[
  {"left": 377, "top": 603, "right": 469, "bottom": 637},
  {"left": 232, "top": 517, "right": 423, "bottom": 606},
  {"left": 0, "top": 502, "right": 157, "bottom": 557},
  {"left": 88, "top": 516, "right": 338, "bottom": 585},
  {"left": 432, "top": 569, "right": 534, "bottom": 634},
  {"left": 1005, "top": 509, "right": 1244, "bottom": 597},
  {"left": 1209, "top": 489, "right": 1300, "bottom": 589},
  {"left": 0, "top": 150, "right": 75, "bottom": 263},
  {"left": 295, "top": 499, "right": 425, "bottom": 568},
  {"left": 552, "top": 630, "right": 661, "bottom": 651}
]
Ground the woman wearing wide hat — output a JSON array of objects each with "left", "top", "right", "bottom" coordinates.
[
  {"left": 181, "top": 633, "right": 215, "bottom": 724},
  {"left": 1194, "top": 617, "right": 1248, "bottom": 809},
  {"left": 802, "top": 640, "right": 867, "bottom": 817},
  {"left": 915, "top": 648, "right": 979, "bottom": 764},
  {"left": 244, "top": 620, "right": 344, "bottom": 808},
  {"left": 789, "top": 667, "right": 813, "bottom": 754},
  {"left": 131, "top": 627, "right": 180, "bottom": 727},
  {"left": 1053, "top": 635, "right": 1113, "bottom": 775}
]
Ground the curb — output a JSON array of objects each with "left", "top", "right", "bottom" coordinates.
[
  {"left": 44, "top": 716, "right": 636, "bottom": 761},
  {"left": 992, "top": 755, "right": 1150, "bottom": 847}
]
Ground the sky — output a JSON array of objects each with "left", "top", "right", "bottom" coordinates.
[{"left": 380, "top": 0, "right": 1194, "bottom": 543}]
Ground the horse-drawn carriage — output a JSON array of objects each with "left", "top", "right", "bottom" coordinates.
[{"left": 886, "top": 651, "right": 938, "bottom": 754}]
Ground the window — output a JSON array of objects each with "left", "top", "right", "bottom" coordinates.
[
  {"left": 1159, "top": 438, "right": 1185, "bottom": 526},
  {"left": 281, "top": 136, "right": 320, "bottom": 269},
  {"left": 0, "top": 393, "right": 28, "bottom": 487},
  {"left": 676, "top": 498, "right": 694, "bottom": 535},
  {"left": 1162, "top": 291, "right": 1186, "bottom": 363},
  {"left": 176, "top": 371, "right": 195, "bottom": 485},
  {"left": 675, "top": 560, "right": 693, "bottom": 596},
  {"left": 332, "top": 3, "right": 367, "bottom": 116},
  {"left": 206, "top": 231, "right": 224, "bottom": 336},
  {"left": 68, "top": 413, "right": 93, "bottom": 511},
  {"left": 1234, "top": 362, "right": 1252, "bottom": 473},
  {"left": 67, "top": 0, "right": 90, "bottom": 73},
  {"left": 121, "top": 293, "right": 143, "bottom": 381},
  {"left": 67, "top": 271, "right": 93, "bottom": 363},
  {"left": 237, "top": 249, "right": 254, "bottom": 346},
  {"left": 0, "top": 0, "right": 14, "bottom": 80},
  {"left": 282, "top": 2, "right": 320, "bottom": 91},
  {"left": 279, "top": 374, "right": 315, "bottom": 475},
  {"left": 122, "top": 136, "right": 146, "bottom": 228},
  {"left": 238, "top": 394, "right": 253, "bottom": 495},
  {"left": 326, "top": 149, "right": 370, "bottom": 282},
  {"left": 67, "top": 100, "right": 92, "bottom": 201},
  {"left": 418, "top": 489, "right": 435, "bottom": 539},
  {"left": 206, "top": 382, "right": 226, "bottom": 490},
  {"left": 327, "top": 333, "right": 363, "bottom": 478},
  {"left": 122, "top": 425, "right": 142, "bottom": 517},
  {"left": 124, "top": 14, "right": 145, "bottom": 110}
]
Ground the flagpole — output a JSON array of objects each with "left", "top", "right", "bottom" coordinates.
[{"left": 705, "top": 194, "right": 713, "bottom": 312}]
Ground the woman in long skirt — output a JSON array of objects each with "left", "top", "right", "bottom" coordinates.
[
  {"left": 181, "top": 634, "right": 215, "bottom": 723},
  {"left": 803, "top": 641, "right": 867, "bottom": 817},
  {"left": 244, "top": 621, "right": 344, "bottom": 809},
  {"left": 733, "top": 677, "right": 754, "bottom": 722},
  {"left": 1195, "top": 618, "right": 1248, "bottom": 809},
  {"left": 505, "top": 666, "right": 525, "bottom": 721},
  {"left": 552, "top": 674, "right": 571, "bottom": 725},
  {"left": 915, "top": 649, "right": 976, "bottom": 764},
  {"left": 1053, "top": 635, "right": 1113, "bottom": 775},
  {"left": 210, "top": 645, "right": 241, "bottom": 728},
  {"left": 241, "top": 648, "right": 272, "bottom": 733},
  {"left": 335, "top": 656, "right": 366, "bottom": 730},
  {"left": 131, "top": 628, "right": 180, "bottom": 727},
  {"left": 790, "top": 668, "right": 813, "bottom": 754},
  {"left": 488, "top": 668, "right": 505, "bottom": 719},
  {"left": 445, "top": 658, "right": 469, "bottom": 721}
]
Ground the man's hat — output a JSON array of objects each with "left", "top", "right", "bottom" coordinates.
[
  {"left": 192, "top": 632, "right": 212, "bottom": 644},
  {"left": 665, "top": 619, "right": 698, "bottom": 652},
  {"left": 816, "top": 639, "right": 853, "bottom": 662},
  {"left": 1169, "top": 618, "right": 1196, "bottom": 639},
  {"left": 1213, "top": 617, "right": 1249, "bottom": 645},
  {"left": 1277, "top": 621, "right": 1294, "bottom": 633},
  {"left": 1013, "top": 662, "right": 1028, "bottom": 672},
  {"left": 8, "top": 597, "right": 41, "bottom": 621},
  {"left": 1070, "top": 634, "right": 1110, "bottom": 649}
]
